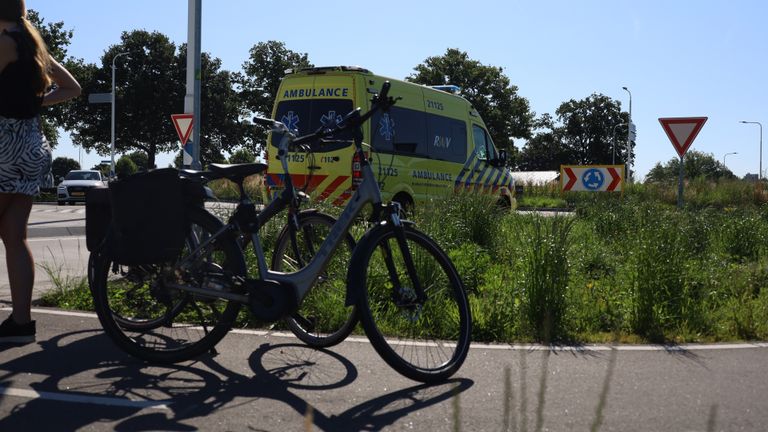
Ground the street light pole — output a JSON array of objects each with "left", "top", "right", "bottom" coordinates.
[
  {"left": 111, "top": 52, "right": 130, "bottom": 179},
  {"left": 612, "top": 123, "right": 626, "bottom": 165},
  {"left": 740, "top": 121, "right": 763, "bottom": 179},
  {"left": 622, "top": 86, "right": 633, "bottom": 183},
  {"left": 723, "top": 151, "right": 738, "bottom": 167}
]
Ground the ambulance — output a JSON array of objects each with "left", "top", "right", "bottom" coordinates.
[{"left": 265, "top": 66, "right": 516, "bottom": 210}]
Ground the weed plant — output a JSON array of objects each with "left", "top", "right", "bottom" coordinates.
[{"left": 42, "top": 178, "right": 768, "bottom": 344}]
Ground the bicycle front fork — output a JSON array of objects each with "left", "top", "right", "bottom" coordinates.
[{"left": 381, "top": 202, "right": 427, "bottom": 306}]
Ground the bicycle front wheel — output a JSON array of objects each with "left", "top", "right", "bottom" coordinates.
[
  {"left": 271, "top": 211, "right": 357, "bottom": 348},
  {"left": 91, "top": 206, "right": 246, "bottom": 363},
  {"left": 353, "top": 224, "right": 471, "bottom": 383}
]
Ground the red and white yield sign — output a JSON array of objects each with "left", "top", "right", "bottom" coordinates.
[
  {"left": 658, "top": 117, "right": 708, "bottom": 158},
  {"left": 171, "top": 113, "right": 194, "bottom": 146},
  {"left": 561, "top": 165, "right": 624, "bottom": 192}
]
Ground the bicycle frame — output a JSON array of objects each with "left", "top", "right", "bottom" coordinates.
[{"left": 178, "top": 86, "right": 421, "bottom": 311}]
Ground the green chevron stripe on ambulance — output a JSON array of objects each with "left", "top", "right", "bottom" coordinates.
[{"left": 266, "top": 66, "right": 516, "bottom": 209}]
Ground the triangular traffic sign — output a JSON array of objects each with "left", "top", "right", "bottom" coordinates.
[
  {"left": 171, "top": 113, "right": 194, "bottom": 146},
  {"left": 658, "top": 117, "right": 708, "bottom": 158}
]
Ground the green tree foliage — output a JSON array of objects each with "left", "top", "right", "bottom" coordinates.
[
  {"left": 555, "top": 93, "right": 629, "bottom": 165},
  {"left": 517, "top": 114, "right": 569, "bottom": 171},
  {"left": 228, "top": 148, "right": 256, "bottom": 164},
  {"left": 126, "top": 151, "right": 149, "bottom": 170},
  {"left": 51, "top": 157, "right": 80, "bottom": 181},
  {"left": 408, "top": 48, "right": 533, "bottom": 158},
  {"left": 62, "top": 30, "right": 247, "bottom": 169},
  {"left": 239, "top": 41, "right": 313, "bottom": 153},
  {"left": 115, "top": 156, "right": 138, "bottom": 179},
  {"left": 645, "top": 150, "right": 735, "bottom": 183},
  {"left": 519, "top": 94, "right": 629, "bottom": 171},
  {"left": 27, "top": 10, "right": 77, "bottom": 147}
]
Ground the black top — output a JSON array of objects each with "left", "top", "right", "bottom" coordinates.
[{"left": 0, "top": 30, "right": 43, "bottom": 119}]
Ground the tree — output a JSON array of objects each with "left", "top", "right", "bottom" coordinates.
[
  {"left": 126, "top": 151, "right": 149, "bottom": 171},
  {"left": 228, "top": 148, "right": 256, "bottom": 164},
  {"left": 239, "top": 41, "right": 313, "bottom": 153},
  {"left": 62, "top": 30, "right": 248, "bottom": 169},
  {"left": 27, "top": 10, "right": 76, "bottom": 147},
  {"left": 51, "top": 157, "right": 80, "bottom": 181},
  {"left": 115, "top": 156, "right": 138, "bottom": 179},
  {"left": 645, "top": 150, "right": 735, "bottom": 183},
  {"left": 555, "top": 93, "right": 630, "bottom": 166},
  {"left": 517, "top": 114, "right": 571, "bottom": 171},
  {"left": 408, "top": 48, "right": 533, "bottom": 158}
]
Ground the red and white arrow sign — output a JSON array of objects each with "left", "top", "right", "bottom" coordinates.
[
  {"left": 171, "top": 113, "right": 194, "bottom": 146},
  {"left": 561, "top": 165, "right": 624, "bottom": 192},
  {"left": 658, "top": 117, "right": 707, "bottom": 158}
]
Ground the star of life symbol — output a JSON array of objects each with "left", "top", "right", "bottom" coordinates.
[
  {"left": 320, "top": 111, "right": 343, "bottom": 129},
  {"left": 280, "top": 111, "right": 300, "bottom": 133},
  {"left": 378, "top": 114, "right": 395, "bottom": 141}
]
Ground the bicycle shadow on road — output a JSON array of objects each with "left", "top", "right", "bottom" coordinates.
[{"left": 0, "top": 331, "right": 473, "bottom": 431}]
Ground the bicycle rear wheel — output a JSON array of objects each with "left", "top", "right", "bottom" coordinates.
[
  {"left": 91, "top": 206, "right": 246, "bottom": 363},
  {"left": 271, "top": 211, "right": 357, "bottom": 348},
  {"left": 353, "top": 224, "right": 471, "bottom": 383}
]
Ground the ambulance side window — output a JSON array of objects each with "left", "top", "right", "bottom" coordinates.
[
  {"left": 426, "top": 114, "right": 467, "bottom": 163},
  {"left": 472, "top": 125, "right": 490, "bottom": 160},
  {"left": 372, "top": 106, "right": 427, "bottom": 155}
]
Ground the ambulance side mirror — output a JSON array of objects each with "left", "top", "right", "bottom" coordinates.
[{"left": 492, "top": 150, "right": 508, "bottom": 167}]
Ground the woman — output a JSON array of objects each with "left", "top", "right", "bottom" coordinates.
[{"left": 0, "top": 0, "right": 81, "bottom": 343}]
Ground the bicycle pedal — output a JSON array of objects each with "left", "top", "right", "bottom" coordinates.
[{"left": 245, "top": 279, "right": 298, "bottom": 322}]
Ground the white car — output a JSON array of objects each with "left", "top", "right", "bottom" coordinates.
[{"left": 57, "top": 170, "right": 106, "bottom": 205}]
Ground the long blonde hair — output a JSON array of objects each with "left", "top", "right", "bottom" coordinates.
[{"left": 0, "top": 0, "right": 52, "bottom": 94}]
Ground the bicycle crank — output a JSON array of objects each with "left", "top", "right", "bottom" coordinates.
[{"left": 246, "top": 279, "right": 298, "bottom": 322}]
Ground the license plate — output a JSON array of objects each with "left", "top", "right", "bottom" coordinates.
[{"left": 71, "top": 192, "right": 85, "bottom": 197}]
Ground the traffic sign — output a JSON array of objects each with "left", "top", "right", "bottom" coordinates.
[
  {"left": 561, "top": 165, "right": 624, "bottom": 192},
  {"left": 658, "top": 117, "right": 708, "bottom": 158},
  {"left": 171, "top": 113, "right": 194, "bottom": 146}
]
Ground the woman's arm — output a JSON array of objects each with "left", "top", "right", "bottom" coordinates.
[{"left": 42, "top": 57, "right": 81, "bottom": 106}]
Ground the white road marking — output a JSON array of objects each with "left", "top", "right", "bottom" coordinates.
[
  {"left": 13, "top": 308, "right": 768, "bottom": 352},
  {"left": 0, "top": 386, "right": 170, "bottom": 410},
  {"left": 26, "top": 236, "right": 86, "bottom": 242}
]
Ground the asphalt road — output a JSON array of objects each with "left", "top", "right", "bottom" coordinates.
[
  {"left": 2, "top": 309, "right": 768, "bottom": 431},
  {"left": 1, "top": 205, "right": 768, "bottom": 431}
]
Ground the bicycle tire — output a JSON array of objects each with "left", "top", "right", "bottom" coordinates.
[
  {"left": 351, "top": 224, "right": 471, "bottom": 383},
  {"left": 91, "top": 206, "right": 246, "bottom": 363},
  {"left": 271, "top": 211, "right": 358, "bottom": 348}
]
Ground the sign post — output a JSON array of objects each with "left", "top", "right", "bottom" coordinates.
[{"left": 658, "top": 117, "right": 708, "bottom": 208}]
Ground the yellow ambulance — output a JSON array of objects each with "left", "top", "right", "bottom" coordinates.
[{"left": 265, "top": 66, "right": 516, "bottom": 209}]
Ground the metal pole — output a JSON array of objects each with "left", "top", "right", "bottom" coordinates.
[
  {"left": 111, "top": 52, "right": 130, "bottom": 179},
  {"left": 185, "top": 0, "right": 202, "bottom": 170},
  {"left": 677, "top": 156, "right": 684, "bottom": 208},
  {"left": 622, "top": 87, "right": 632, "bottom": 183},
  {"left": 740, "top": 121, "right": 763, "bottom": 179},
  {"left": 723, "top": 152, "right": 737, "bottom": 167},
  {"left": 612, "top": 123, "right": 626, "bottom": 165}
]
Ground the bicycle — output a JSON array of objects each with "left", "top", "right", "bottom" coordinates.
[{"left": 89, "top": 82, "right": 472, "bottom": 383}]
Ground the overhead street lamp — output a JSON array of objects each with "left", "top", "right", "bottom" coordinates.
[
  {"left": 723, "top": 151, "right": 738, "bottom": 167},
  {"left": 622, "top": 86, "right": 633, "bottom": 183},
  {"left": 111, "top": 52, "right": 131, "bottom": 179},
  {"left": 739, "top": 121, "right": 763, "bottom": 179}
]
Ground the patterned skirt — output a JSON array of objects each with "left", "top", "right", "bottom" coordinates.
[{"left": 0, "top": 115, "right": 53, "bottom": 196}]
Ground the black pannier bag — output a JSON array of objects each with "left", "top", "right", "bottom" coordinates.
[
  {"left": 107, "top": 168, "right": 187, "bottom": 265},
  {"left": 85, "top": 186, "right": 110, "bottom": 252}
]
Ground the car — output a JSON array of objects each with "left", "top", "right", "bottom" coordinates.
[{"left": 57, "top": 170, "right": 106, "bottom": 205}]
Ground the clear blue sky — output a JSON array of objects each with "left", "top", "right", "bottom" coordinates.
[{"left": 33, "top": 0, "right": 768, "bottom": 179}]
